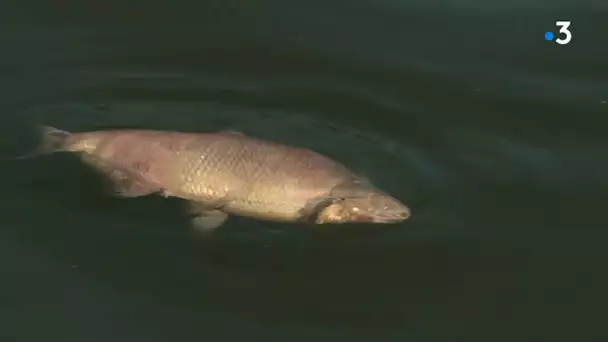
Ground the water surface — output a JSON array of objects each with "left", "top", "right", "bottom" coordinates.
[{"left": 1, "top": 1, "right": 606, "bottom": 341}]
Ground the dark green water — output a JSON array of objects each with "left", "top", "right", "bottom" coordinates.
[{"left": 1, "top": 1, "right": 607, "bottom": 341}]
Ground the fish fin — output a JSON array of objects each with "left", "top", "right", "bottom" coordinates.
[
  {"left": 109, "top": 174, "right": 160, "bottom": 197},
  {"left": 297, "top": 196, "right": 337, "bottom": 224},
  {"left": 81, "top": 154, "right": 160, "bottom": 198},
  {"left": 16, "top": 126, "right": 72, "bottom": 159},
  {"left": 188, "top": 202, "right": 228, "bottom": 236},
  {"left": 191, "top": 211, "right": 228, "bottom": 234}
]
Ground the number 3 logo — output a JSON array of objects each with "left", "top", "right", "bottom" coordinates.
[{"left": 555, "top": 21, "right": 572, "bottom": 45}]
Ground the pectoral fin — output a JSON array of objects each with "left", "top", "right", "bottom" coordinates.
[
  {"left": 187, "top": 201, "right": 229, "bottom": 236},
  {"left": 80, "top": 154, "right": 160, "bottom": 197},
  {"left": 297, "top": 196, "right": 337, "bottom": 224},
  {"left": 109, "top": 174, "right": 160, "bottom": 197}
]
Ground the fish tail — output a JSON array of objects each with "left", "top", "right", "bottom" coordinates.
[
  {"left": 39, "top": 126, "right": 72, "bottom": 153},
  {"left": 16, "top": 126, "right": 72, "bottom": 159}
]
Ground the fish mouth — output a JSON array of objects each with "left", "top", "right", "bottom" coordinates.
[
  {"left": 371, "top": 216, "right": 408, "bottom": 223},
  {"left": 370, "top": 208, "right": 411, "bottom": 223}
]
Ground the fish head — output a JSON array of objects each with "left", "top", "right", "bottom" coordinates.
[
  {"left": 343, "top": 193, "right": 410, "bottom": 223},
  {"left": 317, "top": 182, "right": 410, "bottom": 224}
]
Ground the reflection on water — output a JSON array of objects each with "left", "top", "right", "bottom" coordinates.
[{"left": 1, "top": 0, "right": 607, "bottom": 340}]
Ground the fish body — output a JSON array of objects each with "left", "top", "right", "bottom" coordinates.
[{"left": 33, "top": 126, "right": 410, "bottom": 232}]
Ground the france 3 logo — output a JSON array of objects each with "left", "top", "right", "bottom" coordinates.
[{"left": 544, "top": 21, "right": 572, "bottom": 45}]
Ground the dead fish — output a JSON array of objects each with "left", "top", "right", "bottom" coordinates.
[{"left": 26, "top": 126, "right": 410, "bottom": 234}]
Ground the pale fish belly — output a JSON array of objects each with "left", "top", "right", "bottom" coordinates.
[{"left": 223, "top": 184, "right": 329, "bottom": 221}]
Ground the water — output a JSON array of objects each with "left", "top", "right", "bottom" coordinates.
[{"left": 1, "top": 1, "right": 607, "bottom": 341}]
